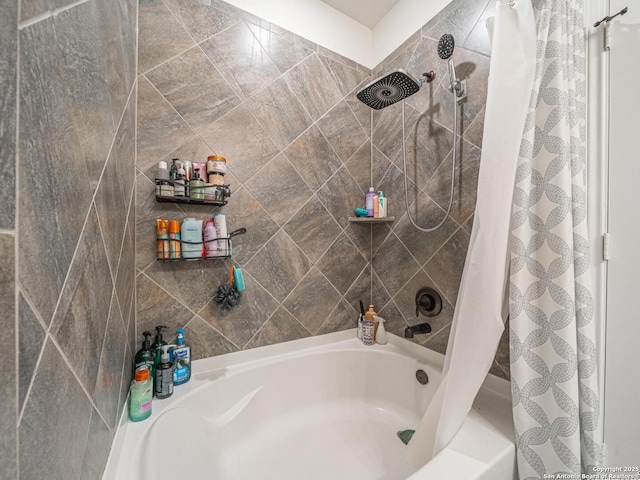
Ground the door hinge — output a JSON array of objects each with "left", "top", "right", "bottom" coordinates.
[{"left": 603, "top": 233, "right": 611, "bottom": 261}]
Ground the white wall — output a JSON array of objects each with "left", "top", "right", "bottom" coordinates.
[
  {"left": 222, "top": 0, "right": 452, "bottom": 68},
  {"left": 602, "top": 0, "right": 640, "bottom": 466}
]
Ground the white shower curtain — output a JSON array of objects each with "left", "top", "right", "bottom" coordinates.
[
  {"left": 407, "top": 0, "right": 537, "bottom": 467},
  {"left": 509, "top": 0, "right": 602, "bottom": 477}
]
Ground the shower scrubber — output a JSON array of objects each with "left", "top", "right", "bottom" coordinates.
[{"left": 397, "top": 429, "right": 415, "bottom": 445}]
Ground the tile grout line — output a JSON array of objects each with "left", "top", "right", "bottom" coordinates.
[
  {"left": 14, "top": 11, "right": 21, "bottom": 476},
  {"left": 17, "top": 0, "right": 90, "bottom": 30}
]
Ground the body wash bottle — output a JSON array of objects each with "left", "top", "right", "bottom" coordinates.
[
  {"left": 181, "top": 218, "right": 203, "bottom": 259},
  {"left": 129, "top": 369, "right": 153, "bottom": 422}
]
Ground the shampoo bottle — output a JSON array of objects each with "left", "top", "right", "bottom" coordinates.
[
  {"left": 154, "top": 345, "right": 175, "bottom": 399},
  {"left": 129, "top": 369, "right": 153, "bottom": 422},
  {"left": 181, "top": 218, "right": 203, "bottom": 259},
  {"left": 172, "top": 329, "right": 191, "bottom": 386}
]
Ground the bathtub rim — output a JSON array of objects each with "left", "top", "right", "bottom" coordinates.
[{"left": 104, "top": 329, "right": 513, "bottom": 480}]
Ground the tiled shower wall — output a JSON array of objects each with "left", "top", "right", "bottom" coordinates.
[
  {"left": 369, "top": 0, "right": 510, "bottom": 379},
  {"left": 1, "top": 0, "right": 137, "bottom": 476},
  {"left": 136, "top": 0, "right": 375, "bottom": 354},
  {"left": 136, "top": 0, "right": 509, "bottom": 378}
]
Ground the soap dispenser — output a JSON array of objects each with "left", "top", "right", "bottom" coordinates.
[
  {"left": 172, "top": 329, "right": 191, "bottom": 386},
  {"left": 151, "top": 325, "right": 167, "bottom": 372},
  {"left": 154, "top": 345, "right": 175, "bottom": 399},
  {"left": 363, "top": 305, "right": 376, "bottom": 346},
  {"left": 134, "top": 331, "right": 155, "bottom": 379}
]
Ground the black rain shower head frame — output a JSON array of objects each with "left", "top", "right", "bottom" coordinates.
[{"left": 356, "top": 69, "right": 435, "bottom": 110}]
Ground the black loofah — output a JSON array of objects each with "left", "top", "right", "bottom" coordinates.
[{"left": 215, "top": 284, "right": 241, "bottom": 310}]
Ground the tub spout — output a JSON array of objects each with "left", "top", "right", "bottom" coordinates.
[{"left": 404, "top": 323, "right": 432, "bottom": 338}]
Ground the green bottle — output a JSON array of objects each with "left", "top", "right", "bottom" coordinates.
[
  {"left": 150, "top": 325, "right": 167, "bottom": 370},
  {"left": 134, "top": 331, "right": 155, "bottom": 380}
]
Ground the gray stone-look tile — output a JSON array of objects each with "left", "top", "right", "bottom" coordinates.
[
  {"left": 80, "top": 409, "right": 114, "bottom": 480},
  {"left": 136, "top": 273, "right": 195, "bottom": 337},
  {"left": 198, "top": 271, "right": 279, "bottom": 348},
  {"left": 464, "top": 106, "right": 485, "bottom": 148},
  {"left": 318, "top": 300, "right": 358, "bottom": 335},
  {"left": 344, "top": 267, "right": 371, "bottom": 314},
  {"left": 117, "top": 0, "right": 137, "bottom": 101},
  {"left": 114, "top": 89, "right": 137, "bottom": 212},
  {"left": 18, "top": 292, "right": 46, "bottom": 411},
  {"left": 245, "top": 230, "right": 312, "bottom": 302},
  {"left": 463, "top": 1, "right": 495, "bottom": 57},
  {"left": 377, "top": 300, "right": 410, "bottom": 339},
  {"left": 425, "top": 227, "right": 470, "bottom": 306},
  {"left": 0, "top": 0, "right": 16, "bottom": 229},
  {"left": 282, "top": 267, "right": 341, "bottom": 334},
  {"left": 199, "top": 104, "right": 279, "bottom": 183},
  {"left": 348, "top": 78, "right": 373, "bottom": 133},
  {"left": 146, "top": 47, "right": 240, "bottom": 132},
  {"left": 377, "top": 164, "right": 419, "bottom": 221},
  {"left": 317, "top": 233, "right": 367, "bottom": 294},
  {"left": 115, "top": 200, "right": 135, "bottom": 323},
  {"left": 423, "top": 0, "right": 489, "bottom": 46},
  {"left": 93, "top": 292, "right": 127, "bottom": 429},
  {"left": 317, "top": 100, "right": 368, "bottom": 162},
  {"left": 145, "top": 255, "right": 233, "bottom": 315},
  {"left": 249, "top": 23, "right": 314, "bottom": 73},
  {"left": 319, "top": 55, "right": 368, "bottom": 97},
  {"left": 392, "top": 193, "right": 459, "bottom": 265},
  {"left": 283, "top": 125, "right": 342, "bottom": 191},
  {"left": 138, "top": 0, "right": 195, "bottom": 73},
  {"left": 219, "top": 186, "right": 280, "bottom": 265},
  {"left": 50, "top": 205, "right": 113, "bottom": 397},
  {"left": 247, "top": 307, "right": 310, "bottom": 349},
  {"left": 390, "top": 116, "right": 454, "bottom": 190},
  {"left": 372, "top": 233, "right": 421, "bottom": 297},
  {"left": 284, "top": 54, "right": 343, "bottom": 121},
  {"left": 422, "top": 323, "right": 451, "bottom": 355},
  {"left": 425, "top": 139, "right": 481, "bottom": 225},
  {"left": 0, "top": 234, "right": 15, "bottom": 478},
  {"left": 117, "top": 346, "right": 133, "bottom": 423},
  {"left": 19, "top": 339, "right": 93, "bottom": 480},
  {"left": 345, "top": 143, "right": 389, "bottom": 195},
  {"left": 184, "top": 315, "right": 238, "bottom": 360},
  {"left": 404, "top": 37, "right": 449, "bottom": 114},
  {"left": 247, "top": 77, "right": 313, "bottom": 150},
  {"left": 96, "top": 126, "right": 128, "bottom": 277},
  {"left": 164, "top": 0, "right": 239, "bottom": 43},
  {"left": 160, "top": 135, "right": 215, "bottom": 174},
  {"left": 343, "top": 222, "right": 373, "bottom": 262},
  {"left": 245, "top": 154, "right": 312, "bottom": 226},
  {"left": 136, "top": 76, "right": 194, "bottom": 173},
  {"left": 19, "top": 17, "right": 93, "bottom": 326},
  {"left": 317, "top": 166, "right": 366, "bottom": 229},
  {"left": 201, "top": 21, "right": 280, "bottom": 99},
  {"left": 372, "top": 270, "right": 392, "bottom": 312},
  {"left": 284, "top": 196, "right": 342, "bottom": 263},
  {"left": 371, "top": 101, "right": 421, "bottom": 161}
]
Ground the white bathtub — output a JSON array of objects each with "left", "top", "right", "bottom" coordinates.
[{"left": 104, "top": 330, "right": 516, "bottom": 480}]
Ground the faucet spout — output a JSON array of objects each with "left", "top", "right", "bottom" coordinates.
[{"left": 404, "top": 323, "right": 432, "bottom": 338}]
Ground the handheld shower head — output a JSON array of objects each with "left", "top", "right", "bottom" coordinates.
[
  {"left": 437, "top": 33, "right": 455, "bottom": 60},
  {"left": 438, "top": 34, "right": 465, "bottom": 99},
  {"left": 356, "top": 69, "right": 420, "bottom": 110}
]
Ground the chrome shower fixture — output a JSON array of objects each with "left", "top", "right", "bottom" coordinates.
[
  {"left": 437, "top": 33, "right": 466, "bottom": 100},
  {"left": 356, "top": 68, "right": 436, "bottom": 110}
]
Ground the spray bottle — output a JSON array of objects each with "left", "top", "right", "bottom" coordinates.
[{"left": 154, "top": 345, "right": 175, "bottom": 399}]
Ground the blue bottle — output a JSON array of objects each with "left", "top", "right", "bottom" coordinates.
[{"left": 173, "top": 329, "right": 191, "bottom": 386}]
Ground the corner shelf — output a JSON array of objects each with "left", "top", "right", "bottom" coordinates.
[{"left": 348, "top": 217, "right": 395, "bottom": 223}]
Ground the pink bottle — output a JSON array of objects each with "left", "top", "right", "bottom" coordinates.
[{"left": 203, "top": 220, "right": 218, "bottom": 258}]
